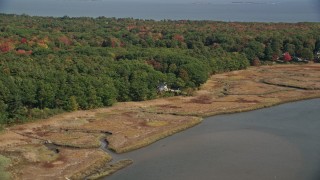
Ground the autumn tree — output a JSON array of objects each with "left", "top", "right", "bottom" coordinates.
[{"left": 283, "top": 52, "right": 292, "bottom": 62}]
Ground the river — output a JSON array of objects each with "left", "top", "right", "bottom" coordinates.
[{"left": 106, "top": 99, "right": 320, "bottom": 180}]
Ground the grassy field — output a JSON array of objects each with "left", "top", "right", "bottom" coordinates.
[
  {"left": 0, "top": 155, "right": 11, "bottom": 180},
  {"left": 0, "top": 64, "right": 319, "bottom": 179}
]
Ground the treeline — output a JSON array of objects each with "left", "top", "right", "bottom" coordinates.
[
  {"left": 1, "top": 14, "right": 319, "bottom": 61},
  {"left": 0, "top": 13, "right": 319, "bottom": 125},
  {"left": 0, "top": 48, "right": 248, "bottom": 124}
]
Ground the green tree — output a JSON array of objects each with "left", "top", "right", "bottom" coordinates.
[
  {"left": 181, "top": 62, "right": 209, "bottom": 86},
  {"left": 86, "top": 86, "right": 102, "bottom": 108},
  {"left": 97, "top": 79, "right": 118, "bottom": 106},
  {"left": 0, "top": 100, "right": 8, "bottom": 124},
  {"left": 300, "top": 48, "right": 314, "bottom": 60},
  {"left": 65, "top": 96, "right": 79, "bottom": 111},
  {"left": 264, "top": 43, "right": 274, "bottom": 60},
  {"left": 37, "top": 82, "right": 55, "bottom": 109},
  {"left": 315, "top": 39, "right": 320, "bottom": 52},
  {"left": 129, "top": 71, "right": 149, "bottom": 101},
  {"left": 270, "top": 38, "right": 282, "bottom": 57},
  {"left": 283, "top": 43, "right": 295, "bottom": 55}
]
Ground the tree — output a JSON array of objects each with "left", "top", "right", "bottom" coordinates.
[
  {"left": 283, "top": 52, "right": 292, "bottom": 62},
  {"left": 37, "top": 82, "right": 56, "bottom": 109},
  {"left": 300, "top": 48, "right": 314, "bottom": 60},
  {"left": 283, "top": 43, "right": 295, "bottom": 55},
  {"left": 130, "top": 71, "right": 149, "bottom": 101},
  {"left": 181, "top": 62, "right": 209, "bottom": 86},
  {"left": 264, "top": 43, "right": 274, "bottom": 60},
  {"left": 0, "top": 100, "right": 8, "bottom": 124},
  {"left": 97, "top": 80, "right": 118, "bottom": 106},
  {"left": 21, "top": 38, "right": 27, "bottom": 44},
  {"left": 101, "top": 37, "right": 120, "bottom": 48},
  {"left": 0, "top": 13, "right": 319, "bottom": 125},
  {"left": 115, "top": 77, "right": 131, "bottom": 102},
  {"left": 20, "top": 79, "right": 37, "bottom": 107},
  {"left": 178, "top": 69, "right": 189, "bottom": 81},
  {"left": 243, "top": 41, "right": 264, "bottom": 64},
  {"left": 168, "top": 63, "right": 177, "bottom": 74},
  {"left": 315, "top": 39, "right": 320, "bottom": 52},
  {"left": 252, "top": 58, "right": 261, "bottom": 66},
  {"left": 270, "top": 38, "right": 282, "bottom": 57},
  {"left": 244, "top": 48, "right": 257, "bottom": 64},
  {"left": 65, "top": 96, "right": 79, "bottom": 111},
  {"left": 86, "top": 86, "right": 102, "bottom": 108},
  {"left": 0, "top": 43, "right": 10, "bottom": 53}
]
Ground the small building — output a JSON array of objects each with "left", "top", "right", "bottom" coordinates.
[
  {"left": 157, "top": 83, "right": 169, "bottom": 92},
  {"left": 315, "top": 51, "right": 320, "bottom": 63},
  {"left": 157, "top": 83, "right": 181, "bottom": 94}
]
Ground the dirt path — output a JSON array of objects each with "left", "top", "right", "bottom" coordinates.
[{"left": 0, "top": 64, "right": 320, "bottom": 179}]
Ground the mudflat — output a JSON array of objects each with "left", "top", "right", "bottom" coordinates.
[{"left": 0, "top": 64, "right": 320, "bottom": 179}]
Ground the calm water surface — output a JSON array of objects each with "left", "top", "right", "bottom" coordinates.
[
  {"left": 107, "top": 99, "right": 320, "bottom": 180},
  {"left": 0, "top": 0, "right": 319, "bottom": 22}
]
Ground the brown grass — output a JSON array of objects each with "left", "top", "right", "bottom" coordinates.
[
  {"left": 108, "top": 117, "right": 202, "bottom": 153},
  {"left": 190, "top": 95, "right": 214, "bottom": 104},
  {"left": 86, "top": 159, "right": 133, "bottom": 180},
  {"left": 0, "top": 64, "right": 320, "bottom": 179}
]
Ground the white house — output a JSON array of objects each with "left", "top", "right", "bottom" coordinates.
[
  {"left": 157, "top": 83, "right": 169, "bottom": 92},
  {"left": 157, "top": 83, "right": 181, "bottom": 94}
]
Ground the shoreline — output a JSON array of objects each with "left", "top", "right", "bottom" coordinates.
[
  {"left": 107, "top": 98, "right": 320, "bottom": 180},
  {"left": 0, "top": 64, "right": 320, "bottom": 179}
]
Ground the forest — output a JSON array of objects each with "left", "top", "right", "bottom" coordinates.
[{"left": 0, "top": 13, "right": 319, "bottom": 125}]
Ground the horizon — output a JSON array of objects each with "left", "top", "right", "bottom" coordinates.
[{"left": 0, "top": 0, "right": 319, "bottom": 22}]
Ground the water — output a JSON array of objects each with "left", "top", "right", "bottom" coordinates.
[
  {"left": 107, "top": 99, "right": 320, "bottom": 180},
  {"left": 0, "top": 0, "right": 319, "bottom": 22}
]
